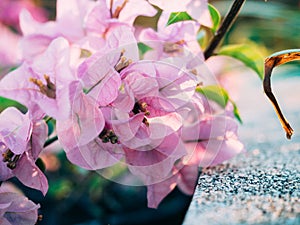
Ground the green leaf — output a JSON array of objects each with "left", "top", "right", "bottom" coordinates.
[
  {"left": 0, "top": 96, "right": 27, "bottom": 113},
  {"left": 48, "top": 180, "right": 73, "bottom": 199},
  {"left": 167, "top": 12, "right": 193, "bottom": 26},
  {"left": 230, "top": 100, "right": 243, "bottom": 124},
  {"left": 138, "top": 42, "right": 153, "bottom": 58},
  {"left": 46, "top": 119, "right": 55, "bottom": 136},
  {"left": 218, "top": 44, "right": 264, "bottom": 80},
  {"left": 197, "top": 27, "right": 212, "bottom": 49},
  {"left": 196, "top": 85, "right": 229, "bottom": 108},
  {"left": 208, "top": 4, "right": 221, "bottom": 33}
]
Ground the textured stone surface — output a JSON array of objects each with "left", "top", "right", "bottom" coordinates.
[{"left": 183, "top": 69, "right": 300, "bottom": 225}]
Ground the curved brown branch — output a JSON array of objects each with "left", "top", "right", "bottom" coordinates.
[{"left": 263, "top": 49, "right": 300, "bottom": 139}]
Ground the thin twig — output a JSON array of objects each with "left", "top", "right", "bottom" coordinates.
[
  {"left": 43, "top": 135, "right": 58, "bottom": 148},
  {"left": 204, "top": 0, "right": 246, "bottom": 60}
]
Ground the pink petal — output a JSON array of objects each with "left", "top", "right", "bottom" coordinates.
[
  {"left": 85, "top": 2, "right": 110, "bottom": 35},
  {"left": 19, "top": 9, "right": 57, "bottom": 36},
  {"left": 112, "top": 113, "right": 145, "bottom": 142},
  {"left": 142, "top": 96, "right": 177, "bottom": 116},
  {"left": 184, "top": 121, "right": 245, "bottom": 167},
  {"left": 88, "top": 69, "right": 121, "bottom": 106},
  {"left": 14, "top": 153, "right": 48, "bottom": 195},
  {"left": 0, "top": 184, "right": 39, "bottom": 225},
  {"left": 56, "top": 0, "right": 94, "bottom": 41},
  {"left": 32, "top": 37, "right": 75, "bottom": 119},
  {"left": 32, "top": 37, "right": 74, "bottom": 82},
  {"left": 146, "top": 173, "right": 177, "bottom": 208},
  {"left": 66, "top": 139, "right": 123, "bottom": 170},
  {"left": 78, "top": 51, "right": 122, "bottom": 106},
  {"left": 0, "top": 23, "right": 20, "bottom": 67},
  {"left": 0, "top": 63, "right": 36, "bottom": 108},
  {"left": 19, "top": 34, "right": 52, "bottom": 63},
  {"left": 198, "top": 137, "right": 244, "bottom": 167},
  {"left": 187, "top": 0, "right": 212, "bottom": 27},
  {"left": 125, "top": 134, "right": 186, "bottom": 185},
  {"left": 112, "top": 90, "right": 135, "bottom": 113},
  {"left": 176, "top": 164, "right": 198, "bottom": 195},
  {"left": 147, "top": 112, "right": 182, "bottom": 140},
  {"left": 106, "top": 25, "right": 139, "bottom": 62},
  {"left": 124, "top": 132, "right": 185, "bottom": 166},
  {"left": 146, "top": 160, "right": 198, "bottom": 208},
  {"left": 0, "top": 218, "right": 11, "bottom": 225},
  {"left": 30, "top": 120, "right": 48, "bottom": 159},
  {"left": 121, "top": 60, "right": 158, "bottom": 78},
  {"left": 123, "top": 72, "right": 159, "bottom": 99},
  {"left": 0, "top": 163, "right": 13, "bottom": 181},
  {"left": 0, "top": 108, "right": 32, "bottom": 155},
  {"left": 116, "top": 0, "right": 157, "bottom": 25},
  {"left": 57, "top": 89, "right": 105, "bottom": 149}
]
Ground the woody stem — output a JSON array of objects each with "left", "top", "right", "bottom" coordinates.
[{"left": 204, "top": 0, "right": 246, "bottom": 60}]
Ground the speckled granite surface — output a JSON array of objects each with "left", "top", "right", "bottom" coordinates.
[{"left": 183, "top": 69, "right": 300, "bottom": 225}]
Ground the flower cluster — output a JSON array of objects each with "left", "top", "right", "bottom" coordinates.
[
  {"left": 0, "top": 0, "right": 47, "bottom": 75},
  {"left": 0, "top": 0, "right": 244, "bottom": 216},
  {"left": 0, "top": 182, "right": 40, "bottom": 225}
]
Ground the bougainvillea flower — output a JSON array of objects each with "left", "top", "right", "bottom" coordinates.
[
  {"left": 20, "top": 0, "right": 95, "bottom": 41},
  {"left": 139, "top": 12, "right": 202, "bottom": 60},
  {"left": 0, "top": 0, "right": 47, "bottom": 31},
  {"left": 111, "top": 60, "right": 198, "bottom": 151},
  {"left": 0, "top": 107, "right": 48, "bottom": 195},
  {"left": 57, "top": 105, "right": 123, "bottom": 170},
  {"left": 56, "top": 81, "right": 123, "bottom": 170},
  {"left": 19, "top": 0, "right": 155, "bottom": 60},
  {"left": 107, "top": 60, "right": 200, "bottom": 190},
  {"left": 78, "top": 25, "right": 138, "bottom": 106},
  {"left": 18, "top": 0, "right": 96, "bottom": 60},
  {"left": 0, "top": 0, "right": 248, "bottom": 216},
  {"left": 0, "top": 37, "right": 75, "bottom": 120},
  {"left": 0, "top": 182, "right": 40, "bottom": 225},
  {"left": 148, "top": 0, "right": 212, "bottom": 27}
]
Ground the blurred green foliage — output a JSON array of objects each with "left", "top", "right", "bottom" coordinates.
[{"left": 212, "top": 0, "right": 300, "bottom": 52}]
